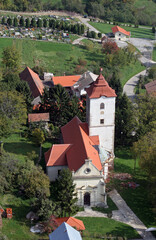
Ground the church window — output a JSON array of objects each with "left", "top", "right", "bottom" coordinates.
[
  {"left": 100, "top": 119, "right": 104, "bottom": 124},
  {"left": 100, "top": 103, "right": 105, "bottom": 109},
  {"left": 84, "top": 168, "right": 91, "bottom": 174}
]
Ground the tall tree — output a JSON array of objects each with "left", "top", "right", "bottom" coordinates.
[
  {"left": 25, "top": 18, "right": 30, "bottom": 28},
  {"left": 13, "top": 17, "right": 18, "bottom": 27},
  {"left": 55, "top": 169, "right": 77, "bottom": 215}
]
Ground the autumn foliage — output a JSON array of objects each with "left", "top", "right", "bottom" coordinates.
[{"left": 102, "top": 39, "right": 119, "bottom": 55}]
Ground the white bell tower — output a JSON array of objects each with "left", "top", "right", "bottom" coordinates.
[{"left": 86, "top": 70, "right": 116, "bottom": 154}]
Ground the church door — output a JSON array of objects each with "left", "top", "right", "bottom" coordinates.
[{"left": 84, "top": 192, "right": 90, "bottom": 206}]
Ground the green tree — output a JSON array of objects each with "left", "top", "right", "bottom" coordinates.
[
  {"left": 43, "top": 18, "right": 48, "bottom": 28},
  {"left": 31, "top": 18, "right": 37, "bottom": 28},
  {"left": 56, "top": 169, "right": 77, "bottom": 215},
  {"left": 13, "top": 17, "right": 18, "bottom": 27},
  {"left": 108, "top": 71, "right": 122, "bottom": 97},
  {"left": 31, "top": 128, "right": 45, "bottom": 164},
  {"left": 19, "top": 16, "right": 25, "bottom": 27},
  {"left": 1, "top": 16, "right": 5, "bottom": 25},
  {"left": 115, "top": 93, "right": 136, "bottom": 146},
  {"left": 37, "top": 18, "right": 42, "bottom": 28},
  {"left": 25, "top": 18, "right": 30, "bottom": 28},
  {"left": 135, "top": 94, "right": 156, "bottom": 138},
  {"left": 2, "top": 45, "right": 21, "bottom": 73},
  {"left": 7, "top": 17, "right": 12, "bottom": 26},
  {"left": 0, "top": 91, "right": 27, "bottom": 138}
]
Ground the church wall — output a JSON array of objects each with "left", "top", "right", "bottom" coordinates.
[{"left": 47, "top": 165, "right": 68, "bottom": 181}]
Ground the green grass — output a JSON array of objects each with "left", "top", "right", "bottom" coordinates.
[
  {"left": 120, "top": 61, "right": 145, "bottom": 87},
  {"left": 152, "top": 47, "right": 156, "bottom": 61},
  {"left": 2, "top": 133, "right": 52, "bottom": 163},
  {"left": 77, "top": 217, "right": 140, "bottom": 239},
  {"left": 114, "top": 148, "right": 156, "bottom": 228},
  {"left": 89, "top": 22, "right": 155, "bottom": 39},
  {"left": 0, "top": 194, "right": 40, "bottom": 240}
]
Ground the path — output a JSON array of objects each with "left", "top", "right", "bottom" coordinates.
[
  {"left": 75, "top": 189, "right": 156, "bottom": 240},
  {"left": 109, "top": 189, "right": 156, "bottom": 240},
  {"left": 123, "top": 70, "right": 146, "bottom": 101}
]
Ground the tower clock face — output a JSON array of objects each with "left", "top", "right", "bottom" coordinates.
[{"left": 84, "top": 168, "right": 91, "bottom": 174}]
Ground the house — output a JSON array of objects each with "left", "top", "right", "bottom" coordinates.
[
  {"left": 55, "top": 217, "right": 85, "bottom": 231},
  {"left": 72, "top": 71, "right": 98, "bottom": 97},
  {"left": 28, "top": 113, "right": 50, "bottom": 129},
  {"left": 45, "top": 72, "right": 116, "bottom": 206},
  {"left": 145, "top": 80, "right": 156, "bottom": 96},
  {"left": 112, "top": 25, "right": 130, "bottom": 41},
  {"left": 49, "top": 222, "right": 82, "bottom": 240},
  {"left": 52, "top": 75, "right": 81, "bottom": 95},
  {"left": 19, "top": 66, "right": 44, "bottom": 99}
]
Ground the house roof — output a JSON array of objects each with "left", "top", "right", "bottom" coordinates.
[
  {"left": 45, "top": 144, "right": 71, "bottom": 166},
  {"left": 73, "top": 71, "right": 98, "bottom": 91},
  {"left": 19, "top": 66, "right": 44, "bottom": 98},
  {"left": 56, "top": 217, "right": 85, "bottom": 231},
  {"left": 52, "top": 75, "right": 81, "bottom": 87},
  {"left": 28, "top": 113, "right": 50, "bottom": 123},
  {"left": 49, "top": 222, "right": 82, "bottom": 240},
  {"left": 61, "top": 117, "right": 102, "bottom": 172},
  {"left": 145, "top": 80, "right": 156, "bottom": 94},
  {"left": 45, "top": 117, "right": 102, "bottom": 172},
  {"left": 112, "top": 26, "right": 130, "bottom": 36},
  {"left": 86, "top": 73, "right": 117, "bottom": 99}
]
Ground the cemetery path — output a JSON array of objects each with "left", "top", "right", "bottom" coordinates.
[{"left": 74, "top": 189, "right": 156, "bottom": 240}]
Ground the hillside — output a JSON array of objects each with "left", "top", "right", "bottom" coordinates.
[{"left": 0, "top": 0, "right": 156, "bottom": 26}]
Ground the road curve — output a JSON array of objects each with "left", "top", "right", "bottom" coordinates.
[{"left": 123, "top": 70, "right": 146, "bottom": 101}]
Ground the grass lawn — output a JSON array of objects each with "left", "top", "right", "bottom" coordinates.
[
  {"left": 89, "top": 22, "right": 155, "bottom": 39},
  {"left": 120, "top": 61, "right": 145, "bottom": 87},
  {"left": 114, "top": 148, "right": 156, "bottom": 228},
  {"left": 92, "top": 196, "right": 118, "bottom": 214},
  {"left": 152, "top": 47, "right": 156, "bottom": 61},
  {"left": 77, "top": 217, "right": 140, "bottom": 239},
  {"left": 0, "top": 194, "right": 41, "bottom": 240}
]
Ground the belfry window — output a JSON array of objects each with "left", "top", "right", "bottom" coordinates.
[
  {"left": 100, "top": 103, "right": 105, "bottom": 109},
  {"left": 100, "top": 119, "right": 104, "bottom": 124}
]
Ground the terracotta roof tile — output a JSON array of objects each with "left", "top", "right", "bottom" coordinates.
[
  {"left": 28, "top": 113, "right": 50, "bottom": 122},
  {"left": 53, "top": 75, "right": 81, "bottom": 87},
  {"left": 89, "top": 136, "right": 99, "bottom": 145},
  {"left": 61, "top": 117, "right": 102, "bottom": 172},
  {"left": 56, "top": 217, "right": 85, "bottom": 231},
  {"left": 86, "top": 73, "right": 117, "bottom": 98},
  {"left": 45, "top": 144, "right": 72, "bottom": 166},
  {"left": 19, "top": 67, "right": 44, "bottom": 98},
  {"left": 112, "top": 26, "right": 130, "bottom": 36}
]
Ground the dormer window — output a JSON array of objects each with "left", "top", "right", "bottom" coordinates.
[{"left": 100, "top": 103, "right": 105, "bottom": 109}]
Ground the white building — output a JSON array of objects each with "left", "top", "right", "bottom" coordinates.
[
  {"left": 112, "top": 25, "right": 130, "bottom": 41},
  {"left": 45, "top": 72, "right": 116, "bottom": 206}
]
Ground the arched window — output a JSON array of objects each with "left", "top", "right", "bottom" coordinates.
[{"left": 100, "top": 103, "right": 105, "bottom": 109}]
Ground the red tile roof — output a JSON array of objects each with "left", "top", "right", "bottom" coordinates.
[
  {"left": 86, "top": 73, "right": 117, "bottom": 99},
  {"left": 52, "top": 75, "right": 81, "bottom": 87},
  {"left": 28, "top": 113, "right": 50, "bottom": 123},
  {"left": 112, "top": 26, "right": 130, "bottom": 36},
  {"left": 56, "top": 217, "right": 85, "bottom": 231},
  {"left": 145, "top": 80, "right": 156, "bottom": 95},
  {"left": 19, "top": 67, "right": 44, "bottom": 98},
  {"left": 61, "top": 117, "right": 102, "bottom": 172},
  {"left": 89, "top": 136, "right": 99, "bottom": 145},
  {"left": 45, "top": 117, "right": 102, "bottom": 172},
  {"left": 45, "top": 144, "right": 71, "bottom": 166}
]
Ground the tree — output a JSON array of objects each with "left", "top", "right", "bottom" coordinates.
[
  {"left": 25, "top": 18, "right": 30, "bottom": 28},
  {"left": 108, "top": 71, "right": 123, "bottom": 97},
  {"left": 115, "top": 93, "right": 136, "bottom": 146},
  {"left": 19, "top": 16, "right": 25, "bottom": 27},
  {"left": 31, "top": 18, "right": 37, "bottom": 28},
  {"left": 13, "top": 17, "right": 18, "bottom": 27},
  {"left": 2, "top": 45, "right": 21, "bottom": 73},
  {"left": 31, "top": 128, "right": 45, "bottom": 164},
  {"left": 135, "top": 94, "right": 156, "bottom": 139},
  {"left": 102, "top": 39, "right": 119, "bottom": 54},
  {"left": 7, "top": 17, "right": 12, "bottom": 26},
  {"left": 37, "top": 18, "right": 42, "bottom": 28},
  {"left": 0, "top": 91, "right": 27, "bottom": 138},
  {"left": 43, "top": 18, "right": 48, "bottom": 28},
  {"left": 132, "top": 130, "right": 156, "bottom": 209},
  {"left": 1, "top": 16, "right": 5, "bottom": 25},
  {"left": 152, "top": 26, "right": 155, "bottom": 33},
  {"left": 17, "top": 159, "right": 50, "bottom": 198},
  {"left": 55, "top": 169, "right": 77, "bottom": 215}
]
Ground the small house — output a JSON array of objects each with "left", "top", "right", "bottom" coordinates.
[
  {"left": 28, "top": 113, "right": 50, "bottom": 130},
  {"left": 112, "top": 25, "right": 130, "bottom": 41}
]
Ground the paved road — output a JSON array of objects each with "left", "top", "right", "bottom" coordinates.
[
  {"left": 109, "top": 190, "right": 156, "bottom": 240},
  {"left": 123, "top": 70, "right": 146, "bottom": 101}
]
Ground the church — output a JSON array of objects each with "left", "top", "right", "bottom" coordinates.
[{"left": 45, "top": 71, "right": 116, "bottom": 206}]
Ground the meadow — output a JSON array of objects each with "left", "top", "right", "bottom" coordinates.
[{"left": 89, "top": 22, "right": 155, "bottom": 40}]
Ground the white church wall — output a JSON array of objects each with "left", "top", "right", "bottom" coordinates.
[{"left": 47, "top": 165, "right": 68, "bottom": 181}]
